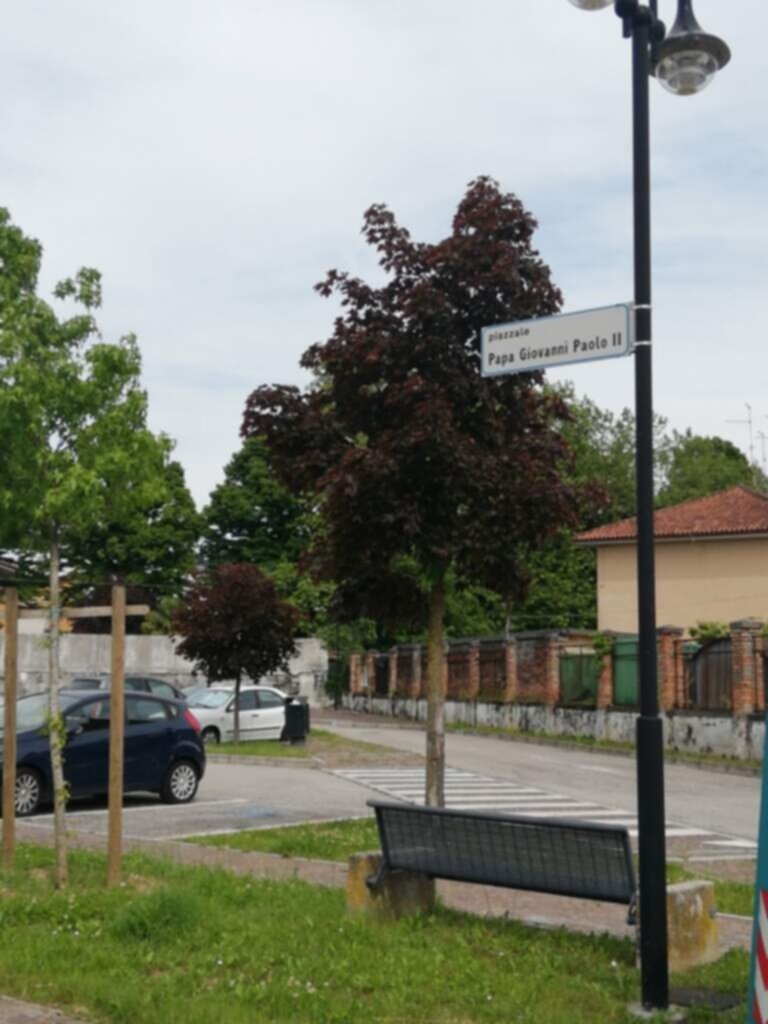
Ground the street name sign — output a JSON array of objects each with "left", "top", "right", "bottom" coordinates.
[{"left": 481, "top": 303, "right": 635, "bottom": 377}]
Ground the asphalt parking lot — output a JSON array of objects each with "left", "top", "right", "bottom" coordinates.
[{"left": 21, "top": 761, "right": 373, "bottom": 842}]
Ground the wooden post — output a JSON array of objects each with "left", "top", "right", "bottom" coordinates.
[
  {"left": 107, "top": 584, "right": 126, "bottom": 887},
  {"left": 2, "top": 588, "right": 19, "bottom": 872}
]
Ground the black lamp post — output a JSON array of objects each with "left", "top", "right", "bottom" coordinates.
[{"left": 565, "top": 0, "right": 730, "bottom": 1012}]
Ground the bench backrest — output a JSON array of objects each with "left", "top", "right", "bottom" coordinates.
[{"left": 370, "top": 800, "right": 636, "bottom": 907}]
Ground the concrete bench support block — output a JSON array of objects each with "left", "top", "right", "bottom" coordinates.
[
  {"left": 666, "top": 880, "right": 719, "bottom": 973},
  {"left": 346, "top": 852, "right": 435, "bottom": 921}
]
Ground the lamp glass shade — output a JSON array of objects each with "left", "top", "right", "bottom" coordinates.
[
  {"left": 566, "top": 0, "right": 612, "bottom": 9},
  {"left": 656, "top": 48, "right": 718, "bottom": 95}
]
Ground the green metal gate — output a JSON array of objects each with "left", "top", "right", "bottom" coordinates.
[
  {"left": 613, "top": 637, "right": 639, "bottom": 707},
  {"left": 559, "top": 648, "right": 599, "bottom": 706}
]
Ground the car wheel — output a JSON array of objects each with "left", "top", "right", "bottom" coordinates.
[
  {"left": 161, "top": 761, "right": 199, "bottom": 804},
  {"left": 201, "top": 727, "right": 220, "bottom": 746},
  {"left": 15, "top": 767, "right": 43, "bottom": 817}
]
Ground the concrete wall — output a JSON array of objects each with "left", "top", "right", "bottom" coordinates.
[
  {"left": 596, "top": 536, "right": 768, "bottom": 633},
  {"left": 0, "top": 635, "right": 329, "bottom": 704},
  {"left": 345, "top": 694, "right": 766, "bottom": 761}
]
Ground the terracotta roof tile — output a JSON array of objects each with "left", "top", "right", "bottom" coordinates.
[{"left": 576, "top": 486, "right": 768, "bottom": 544}]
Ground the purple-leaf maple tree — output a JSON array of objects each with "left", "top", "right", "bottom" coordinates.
[
  {"left": 243, "top": 177, "right": 583, "bottom": 805},
  {"left": 172, "top": 564, "right": 300, "bottom": 743}
]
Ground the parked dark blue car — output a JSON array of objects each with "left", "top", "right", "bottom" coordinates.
[{"left": 0, "top": 690, "right": 206, "bottom": 816}]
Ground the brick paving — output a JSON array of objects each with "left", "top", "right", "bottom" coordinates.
[{"left": 0, "top": 996, "right": 84, "bottom": 1024}]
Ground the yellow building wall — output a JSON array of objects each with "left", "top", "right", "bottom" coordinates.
[{"left": 596, "top": 537, "right": 768, "bottom": 633}]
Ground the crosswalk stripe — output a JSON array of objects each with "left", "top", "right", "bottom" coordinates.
[{"left": 330, "top": 766, "right": 722, "bottom": 843}]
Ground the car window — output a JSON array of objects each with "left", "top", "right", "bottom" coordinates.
[
  {"left": 5, "top": 694, "right": 49, "bottom": 734},
  {"left": 72, "top": 698, "right": 111, "bottom": 731},
  {"left": 125, "top": 678, "right": 149, "bottom": 692},
  {"left": 258, "top": 691, "right": 286, "bottom": 709},
  {"left": 235, "top": 690, "right": 258, "bottom": 711},
  {"left": 148, "top": 680, "right": 176, "bottom": 699},
  {"left": 191, "top": 690, "right": 230, "bottom": 709},
  {"left": 126, "top": 696, "right": 169, "bottom": 723},
  {"left": 67, "top": 678, "right": 102, "bottom": 691}
]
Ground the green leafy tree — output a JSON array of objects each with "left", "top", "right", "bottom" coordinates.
[
  {"left": 553, "top": 384, "right": 671, "bottom": 527},
  {"left": 172, "top": 564, "right": 300, "bottom": 741},
  {"left": 0, "top": 208, "right": 175, "bottom": 886},
  {"left": 68, "top": 458, "right": 200, "bottom": 633},
  {"left": 657, "top": 430, "right": 763, "bottom": 508},
  {"left": 506, "top": 532, "right": 597, "bottom": 631},
  {"left": 202, "top": 437, "right": 312, "bottom": 569},
  {"left": 243, "top": 178, "right": 583, "bottom": 805}
]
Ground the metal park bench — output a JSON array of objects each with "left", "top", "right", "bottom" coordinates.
[{"left": 367, "top": 800, "right": 637, "bottom": 923}]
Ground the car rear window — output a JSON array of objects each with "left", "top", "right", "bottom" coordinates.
[
  {"left": 147, "top": 680, "right": 177, "bottom": 699},
  {"left": 127, "top": 696, "right": 169, "bottom": 723},
  {"left": 258, "top": 690, "right": 286, "bottom": 709}
]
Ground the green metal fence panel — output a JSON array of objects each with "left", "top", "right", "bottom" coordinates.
[
  {"left": 559, "top": 650, "right": 599, "bottom": 706},
  {"left": 613, "top": 637, "right": 639, "bottom": 707}
]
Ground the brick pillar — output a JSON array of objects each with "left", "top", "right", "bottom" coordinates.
[
  {"left": 756, "top": 634, "right": 765, "bottom": 713},
  {"left": 388, "top": 647, "right": 398, "bottom": 698},
  {"left": 410, "top": 647, "right": 422, "bottom": 699},
  {"left": 657, "top": 626, "right": 683, "bottom": 712},
  {"left": 349, "top": 653, "right": 362, "bottom": 695},
  {"left": 465, "top": 642, "right": 480, "bottom": 700},
  {"left": 503, "top": 639, "right": 518, "bottom": 703},
  {"left": 730, "top": 619, "right": 763, "bottom": 717},
  {"left": 596, "top": 647, "right": 613, "bottom": 710},
  {"left": 543, "top": 633, "right": 561, "bottom": 707},
  {"left": 364, "top": 651, "right": 376, "bottom": 697},
  {"left": 675, "top": 637, "right": 688, "bottom": 709}
]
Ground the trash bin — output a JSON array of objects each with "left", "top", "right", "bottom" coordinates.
[{"left": 283, "top": 697, "right": 310, "bottom": 744}]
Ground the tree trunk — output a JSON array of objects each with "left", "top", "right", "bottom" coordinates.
[
  {"left": 48, "top": 535, "right": 68, "bottom": 888},
  {"left": 233, "top": 672, "right": 241, "bottom": 745},
  {"left": 425, "top": 569, "right": 447, "bottom": 807}
]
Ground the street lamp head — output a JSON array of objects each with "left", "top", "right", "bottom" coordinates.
[
  {"left": 655, "top": 0, "right": 731, "bottom": 96},
  {"left": 566, "top": 0, "right": 612, "bottom": 10}
]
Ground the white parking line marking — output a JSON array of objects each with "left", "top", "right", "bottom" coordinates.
[{"left": 32, "top": 798, "right": 248, "bottom": 820}]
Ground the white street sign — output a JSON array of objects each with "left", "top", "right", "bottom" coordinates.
[{"left": 481, "top": 303, "right": 634, "bottom": 377}]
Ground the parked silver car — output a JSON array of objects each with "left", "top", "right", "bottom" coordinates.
[{"left": 187, "top": 685, "right": 288, "bottom": 745}]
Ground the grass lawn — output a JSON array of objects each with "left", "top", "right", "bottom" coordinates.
[
  {"left": 213, "top": 728, "right": 400, "bottom": 759},
  {"left": 188, "top": 816, "right": 381, "bottom": 860},
  {"left": 0, "top": 844, "right": 749, "bottom": 1023},
  {"left": 445, "top": 721, "right": 761, "bottom": 772}
]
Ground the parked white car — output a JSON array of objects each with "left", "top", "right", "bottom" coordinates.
[{"left": 187, "top": 685, "right": 287, "bottom": 745}]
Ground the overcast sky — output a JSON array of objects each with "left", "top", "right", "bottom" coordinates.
[{"left": 1, "top": 1, "right": 763, "bottom": 506}]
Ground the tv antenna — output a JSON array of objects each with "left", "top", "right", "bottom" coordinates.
[
  {"left": 758, "top": 431, "right": 768, "bottom": 473},
  {"left": 726, "top": 403, "right": 755, "bottom": 464}
]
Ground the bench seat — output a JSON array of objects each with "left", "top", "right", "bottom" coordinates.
[{"left": 367, "top": 799, "right": 637, "bottom": 923}]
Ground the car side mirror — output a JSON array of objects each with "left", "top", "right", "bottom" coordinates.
[{"left": 65, "top": 719, "right": 84, "bottom": 738}]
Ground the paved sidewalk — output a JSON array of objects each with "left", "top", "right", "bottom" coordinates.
[{"left": 0, "top": 996, "right": 84, "bottom": 1024}]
